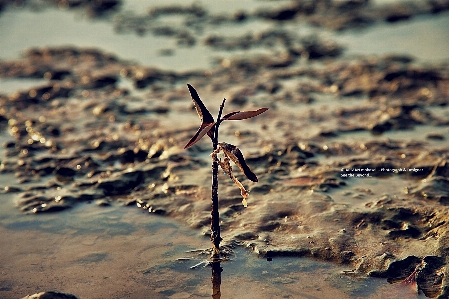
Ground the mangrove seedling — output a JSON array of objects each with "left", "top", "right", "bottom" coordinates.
[{"left": 184, "top": 84, "right": 268, "bottom": 258}]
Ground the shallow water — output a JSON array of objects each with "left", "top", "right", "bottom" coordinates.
[
  {"left": 1, "top": 2, "right": 447, "bottom": 73},
  {"left": 0, "top": 78, "right": 49, "bottom": 95},
  {"left": 0, "top": 2, "right": 280, "bottom": 71},
  {"left": 0, "top": 195, "right": 425, "bottom": 299},
  {"left": 334, "top": 12, "right": 449, "bottom": 62},
  {"left": 0, "top": 7, "right": 185, "bottom": 69}
]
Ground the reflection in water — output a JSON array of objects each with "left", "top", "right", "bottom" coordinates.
[{"left": 211, "top": 261, "right": 223, "bottom": 299}]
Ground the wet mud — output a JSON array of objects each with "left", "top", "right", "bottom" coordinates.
[{"left": 1, "top": 1, "right": 449, "bottom": 298}]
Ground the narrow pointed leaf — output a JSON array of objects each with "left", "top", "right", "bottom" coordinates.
[
  {"left": 222, "top": 107, "right": 268, "bottom": 121},
  {"left": 184, "top": 84, "right": 215, "bottom": 148},
  {"left": 206, "top": 124, "right": 215, "bottom": 139},
  {"left": 187, "top": 84, "right": 214, "bottom": 124},
  {"left": 219, "top": 142, "right": 258, "bottom": 182},
  {"left": 184, "top": 122, "right": 215, "bottom": 149}
]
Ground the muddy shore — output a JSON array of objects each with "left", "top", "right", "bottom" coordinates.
[{"left": 1, "top": 1, "right": 449, "bottom": 298}]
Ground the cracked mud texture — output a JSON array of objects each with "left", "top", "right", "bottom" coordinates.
[{"left": 1, "top": 1, "right": 449, "bottom": 298}]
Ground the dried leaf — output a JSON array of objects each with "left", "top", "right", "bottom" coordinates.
[
  {"left": 222, "top": 107, "right": 268, "bottom": 121},
  {"left": 187, "top": 84, "right": 214, "bottom": 124},
  {"left": 211, "top": 147, "right": 250, "bottom": 207},
  {"left": 184, "top": 84, "right": 215, "bottom": 149},
  {"left": 206, "top": 124, "right": 216, "bottom": 139},
  {"left": 184, "top": 122, "right": 215, "bottom": 149},
  {"left": 219, "top": 142, "right": 258, "bottom": 182}
]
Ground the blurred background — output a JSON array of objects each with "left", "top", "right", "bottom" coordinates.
[{"left": 1, "top": 0, "right": 448, "bottom": 72}]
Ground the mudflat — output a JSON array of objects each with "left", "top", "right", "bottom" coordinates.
[{"left": 1, "top": 1, "right": 449, "bottom": 298}]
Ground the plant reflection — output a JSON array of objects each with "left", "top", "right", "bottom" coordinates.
[{"left": 211, "top": 261, "right": 223, "bottom": 299}]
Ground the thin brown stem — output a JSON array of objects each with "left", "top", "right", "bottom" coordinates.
[{"left": 210, "top": 98, "right": 226, "bottom": 258}]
